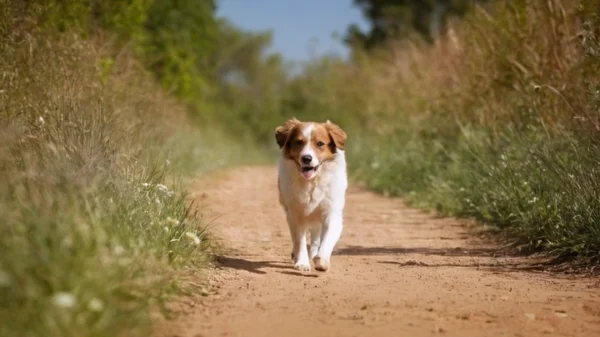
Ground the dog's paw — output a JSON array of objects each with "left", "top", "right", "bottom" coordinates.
[
  {"left": 293, "top": 262, "right": 311, "bottom": 272},
  {"left": 313, "top": 256, "right": 330, "bottom": 272}
]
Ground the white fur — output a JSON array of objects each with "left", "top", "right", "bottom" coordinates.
[
  {"left": 278, "top": 149, "right": 347, "bottom": 272},
  {"left": 299, "top": 123, "right": 318, "bottom": 167}
]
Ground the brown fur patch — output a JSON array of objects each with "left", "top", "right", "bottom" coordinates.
[
  {"left": 311, "top": 123, "right": 335, "bottom": 163},
  {"left": 275, "top": 118, "right": 301, "bottom": 148},
  {"left": 283, "top": 124, "right": 306, "bottom": 161},
  {"left": 324, "top": 120, "right": 347, "bottom": 151}
]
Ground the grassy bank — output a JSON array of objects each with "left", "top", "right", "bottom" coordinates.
[
  {"left": 345, "top": 0, "right": 600, "bottom": 259},
  {"left": 0, "top": 5, "right": 265, "bottom": 337}
]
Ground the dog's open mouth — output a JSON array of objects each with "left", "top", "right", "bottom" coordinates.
[{"left": 301, "top": 165, "right": 319, "bottom": 180}]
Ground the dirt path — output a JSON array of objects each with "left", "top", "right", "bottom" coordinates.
[{"left": 167, "top": 166, "right": 599, "bottom": 337}]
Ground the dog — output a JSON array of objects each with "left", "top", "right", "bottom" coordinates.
[{"left": 275, "top": 118, "right": 348, "bottom": 272}]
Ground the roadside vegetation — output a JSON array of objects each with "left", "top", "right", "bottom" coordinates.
[{"left": 0, "top": 1, "right": 263, "bottom": 336}]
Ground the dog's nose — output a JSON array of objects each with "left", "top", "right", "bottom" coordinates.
[{"left": 301, "top": 155, "right": 312, "bottom": 164}]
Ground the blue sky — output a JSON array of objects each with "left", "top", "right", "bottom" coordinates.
[{"left": 216, "top": 0, "right": 369, "bottom": 63}]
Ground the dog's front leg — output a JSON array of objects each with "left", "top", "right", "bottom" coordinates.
[
  {"left": 313, "top": 211, "right": 343, "bottom": 272},
  {"left": 287, "top": 214, "right": 311, "bottom": 271},
  {"left": 292, "top": 226, "right": 310, "bottom": 271}
]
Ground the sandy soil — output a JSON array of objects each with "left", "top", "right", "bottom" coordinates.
[{"left": 163, "top": 166, "right": 600, "bottom": 337}]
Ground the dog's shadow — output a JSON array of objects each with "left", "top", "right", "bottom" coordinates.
[
  {"left": 278, "top": 270, "right": 319, "bottom": 278},
  {"left": 216, "top": 256, "right": 317, "bottom": 276}
]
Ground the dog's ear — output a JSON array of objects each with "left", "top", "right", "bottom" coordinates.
[
  {"left": 275, "top": 118, "right": 300, "bottom": 148},
  {"left": 324, "top": 120, "right": 347, "bottom": 151}
]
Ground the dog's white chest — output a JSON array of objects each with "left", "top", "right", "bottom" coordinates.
[{"left": 285, "top": 176, "right": 328, "bottom": 216}]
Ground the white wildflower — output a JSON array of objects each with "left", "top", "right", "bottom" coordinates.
[
  {"left": 142, "top": 183, "right": 150, "bottom": 188},
  {"left": 166, "top": 159, "right": 171, "bottom": 166},
  {"left": 52, "top": 292, "right": 76, "bottom": 309},
  {"left": 163, "top": 226, "right": 170, "bottom": 233},
  {"left": 113, "top": 245, "right": 125, "bottom": 256},
  {"left": 62, "top": 236, "right": 73, "bottom": 248},
  {"left": 0, "top": 270, "right": 11, "bottom": 287},
  {"left": 88, "top": 298, "right": 104, "bottom": 312},
  {"left": 185, "top": 232, "right": 201, "bottom": 245},
  {"left": 38, "top": 116, "right": 45, "bottom": 125},
  {"left": 156, "top": 184, "right": 174, "bottom": 197},
  {"left": 165, "top": 217, "right": 179, "bottom": 226}
]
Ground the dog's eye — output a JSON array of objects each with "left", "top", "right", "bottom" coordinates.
[{"left": 317, "top": 141, "right": 325, "bottom": 147}]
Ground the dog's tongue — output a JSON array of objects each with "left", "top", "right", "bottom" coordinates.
[{"left": 302, "top": 168, "right": 315, "bottom": 179}]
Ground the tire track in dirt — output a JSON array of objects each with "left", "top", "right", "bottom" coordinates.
[{"left": 165, "top": 166, "right": 600, "bottom": 337}]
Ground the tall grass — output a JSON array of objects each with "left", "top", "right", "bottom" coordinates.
[
  {"left": 0, "top": 16, "right": 255, "bottom": 337},
  {"left": 346, "top": 0, "right": 600, "bottom": 259}
]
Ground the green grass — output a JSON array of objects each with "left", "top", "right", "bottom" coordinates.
[
  {"left": 0, "top": 26, "right": 254, "bottom": 337},
  {"left": 350, "top": 123, "right": 600, "bottom": 257}
]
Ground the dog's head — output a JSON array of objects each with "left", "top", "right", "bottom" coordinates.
[{"left": 275, "top": 118, "right": 347, "bottom": 180}]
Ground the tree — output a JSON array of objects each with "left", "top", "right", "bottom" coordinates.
[
  {"left": 346, "top": 0, "right": 486, "bottom": 49},
  {"left": 142, "top": 0, "right": 219, "bottom": 98}
]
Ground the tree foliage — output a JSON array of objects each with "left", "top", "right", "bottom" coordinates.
[
  {"left": 142, "top": 0, "right": 219, "bottom": 98},
  {"left": 346, "top": 0, "right": 487, "bottom": 48}
]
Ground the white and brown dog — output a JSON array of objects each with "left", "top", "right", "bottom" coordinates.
[{"left": 275, "top": 118, "right": 347, "bottom": 272}]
